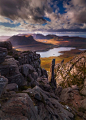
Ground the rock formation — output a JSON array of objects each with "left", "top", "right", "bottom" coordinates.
[
  {"left": 0, "top": 40, "right": 86, "bottom": 120},
  {"left": 54, "top": 51, "right": 86, "bottom": 120},
  {"left": 49, "top": 59, "right": 56, "bottom": 87},
  {"left": 55, "top": 51, "right": 86, "bottom": 87}
]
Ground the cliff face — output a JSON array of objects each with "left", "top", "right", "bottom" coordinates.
[{"left": 55, "top": 51, "right": 86, "bottom": 88}]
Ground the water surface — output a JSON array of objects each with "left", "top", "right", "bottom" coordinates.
[{"left": 37, "top": 47, "right": 76, "bottom": 58}]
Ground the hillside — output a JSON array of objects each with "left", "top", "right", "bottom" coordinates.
[
  {"left": 35, "top": 34, "right": 86, "bottom": 47},
  {"left": 7, "top": 35, "right": 55, "bottom": 51}
]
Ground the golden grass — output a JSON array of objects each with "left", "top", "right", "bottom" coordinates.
[
  {"left": 36, "top": 39, "right": 69, "bottom": 45},
  {"left": 41, "top": 56, "right": 74, "bottom": 71},
  {"left": 36, "top": 39, "right": 59, "bottom": 45}
]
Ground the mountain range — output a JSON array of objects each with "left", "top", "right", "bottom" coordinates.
[
  {"left": 7, "top": 34, "right": 86, "bottom": 51},
  {"left": 7, "top": 35, "right": 55, "bottom": 51}
]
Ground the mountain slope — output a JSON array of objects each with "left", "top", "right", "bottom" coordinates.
[{"left": 7, "top": 35, "right": 55, "bottom": 51}]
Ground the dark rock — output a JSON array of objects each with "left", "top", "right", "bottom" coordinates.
[
  {"left": 55, "top": 86, "right": 62, "bottom": 97},
  {"left": 34, "top": 93, "right": 42, "bottom": 101},
  {"left": 1, "top": 93, "right": 41, "bottom": 120},
  {"left": 0, "top": 47, "right": 8, "bottom": 63},
  {"left": 37, "top": 68, "right": 41, "bottom": 76},
  {"left": 8, "top": 73, "right": 25, "bottom": 87},
  {"left": 23, "top": 86, "right": 74, "bottom": 120},
  {"left": 0, "top": 114, "right": 28, "bottom": 120},
  {"left": 41, "top": 68, "right": 48, "bottom": 78},
  {"left": 18, "top": 51, "right": 40, "bottom": 70},
  {"left": 0, "top": 75, "right": 8, "bottom": 97},
  {"left": 19, "top": 64, "right": 35, "bottom": 77},
  {"left": 0, "top": 57, "right": 26, "bottom": 86},
  {"left": 37, "top": 77, "right": 52, "bottom": 92},
  {"left": 0, "top": 58, "right": 19, "bottom": 77},
  {"left": 0, "top": 41, "right": 12, "bottom": 50},
  {"left": 5, "top": 83, "right": 18, "bottom": 91},
  {"left": 32, "top": 72, "right": 38, "bottom": 80}
]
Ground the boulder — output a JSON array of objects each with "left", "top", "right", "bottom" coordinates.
[
  {"left": 0, "top": 41, "right": 12, "bottom": 50},
  {"left": 0, "top": 47, "right": 8, "bottom": 63},
  {"left": 19, "top": 64, "right": 35, "bottom": 77},
  {"left": 0, "top": 57, "right": 25, "bottom": 86},
  {"left": 8, "top": 73, "right": 25, "bottom": 87},
  {"left": 5, "top": 83, "right": 18, "bottom": 91},
  {"left": 0, "top": 58, "right": 19, "bottom": 77},
  {"left": 1, "top": 93, "right": 41, "bottom": 120},
  {"left": 0, "top": 75, "right": 8, "bottom": 97}
]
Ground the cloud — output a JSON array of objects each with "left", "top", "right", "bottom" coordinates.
[
  {"left": 0, "top": 0, "right": 52, "bottom": 24},
  {"left": 63, "top": 0, "right": 86, "bottom": 24},
  {"left": 0, "top": 0, "right": 86, "bottom": 36}
]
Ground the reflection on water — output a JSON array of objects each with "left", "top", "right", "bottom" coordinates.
[{"left": 37, "top": 47, "right": 76, "bottom": 58}]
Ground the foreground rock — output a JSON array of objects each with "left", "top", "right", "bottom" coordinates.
[
  {"left": 1, "top": 93, "right": 41, "bottom": 120},
  {"left": 23, "top": 86, "right": 74, "bottom": 120},
  {"left": 1, "top": 41, "right": 86, "bottom": 120},
  {"left": 0, "top": 57, "right": 25, "bottom": 86},
  {"left": 5, "top": 83, "right": 18, "bottom": 91},
  {"left": 0, "top": 41, "right": 12, "bottom": 50}
]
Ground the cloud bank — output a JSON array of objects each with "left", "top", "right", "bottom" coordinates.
[{"left": 0, "top": 0, "right": 86, "bottom": 36}]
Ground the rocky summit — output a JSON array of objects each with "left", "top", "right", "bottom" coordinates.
[{"left": 0, "top": 41, "right": 86, "bottom": 120}]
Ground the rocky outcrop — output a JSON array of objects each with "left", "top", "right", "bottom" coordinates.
[
  {"left": 23, "top": 86, "right": 74, "bottom": 120},
  {"left": 0, "top": 41, "right": 12, "bottom": 50},
  {"left": 0, "top": 57, "right": 25, "bottom": 86},
  {"left": 55, "top": 51, "right": 86, "bottom": 87},
  {"left": 54, "top": 52, "right": 86, "bottom": 120},
  {"left": 49, "top": 59, "right": 56, "bottom": 87},
  {"left": 0, "top": 41, "right": 75, "bottom": 120},
  {"left": 1, "top": 93, "right": 41, "bottom": 120},
  {"left": 1, "top": 41, "right": 85, "bottom": 120}
]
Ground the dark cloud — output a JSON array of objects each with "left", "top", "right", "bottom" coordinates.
[{"left": 0, "top": 0, "right": 52, "bottom": 24}]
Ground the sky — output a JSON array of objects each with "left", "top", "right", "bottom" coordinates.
[{"left": 0, "top": 0, "right": 86, "bottom": 37}]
